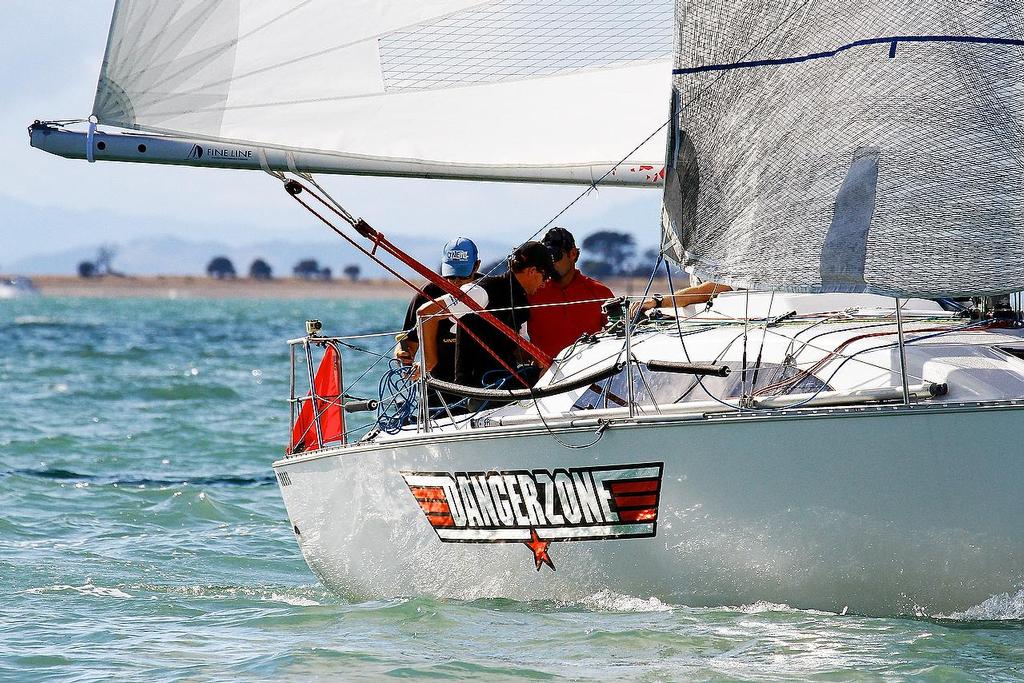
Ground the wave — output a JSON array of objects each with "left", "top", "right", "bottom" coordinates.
[
  {"left": 23, "top": 582, "right": 325, "bottom": 607},
  {"left": 138, "top": 583, "right": 328, "bottom": 607},
  {"left": 934, "top": 589, "right": 1024, "bottom": 622},
  {"left": 14, "top": 316, "right": 64, "bottom": 326},
  {"left": 25, "top": 583, "right": 134, "bottom": 599},
  {"left": 12, "top": 316, "right": 104, "bottom": 330},
  {"left": 5, "top": 467, "right": 276, "bottom": 488},
  {"left": 574, "top": 590, "right": 673, "bottom": 613}
]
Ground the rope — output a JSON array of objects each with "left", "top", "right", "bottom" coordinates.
[{"left": 376, "top": 359, "right": 418, "bottom": 434}]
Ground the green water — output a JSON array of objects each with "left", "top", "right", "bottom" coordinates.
[{"left": 2, "top": 297, "right": 1023, "bottom": 681}]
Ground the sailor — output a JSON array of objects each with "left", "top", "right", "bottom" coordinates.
[
  {"left": 396, "top": 237, "right": 482, "bottom": 391},
  {"left": 418, "top": 241, "right": 557, "bottom": 389},
  {"left": 527, "top": 227, "right": 615, "bottom": 358}
]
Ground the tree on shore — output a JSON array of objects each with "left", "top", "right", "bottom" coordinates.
[
  {"left": 580, "top": 230, "right": 636, "bottom": 277},
  {"left": 294, "top": 259, "right": 331, "bottom": 281},
  {"left": 207, "top": 256, "right": 237, "bottom": 279},
  {"left": 77, "top": 245, "right": 125, "bottom": 278},
  {"left": 249, "top": 258, "right": 273, "bottom": 280},
  {"left": 343, "top": 264, "right": 361, "bottom": 282},
  {"left": 630, "top": 247, "right": 662, "bottom": 276}
]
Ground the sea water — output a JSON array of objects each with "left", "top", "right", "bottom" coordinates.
[{"left": 2, "top": 296, "right": 1023, "bottom": 681}]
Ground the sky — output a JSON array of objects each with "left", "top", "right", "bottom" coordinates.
[{"left": 0, "top": 1, "right": 663, "bottom": 270}]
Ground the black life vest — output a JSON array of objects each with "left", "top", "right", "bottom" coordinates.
[
  {"left": 402, "top": 274, "right": 483, "bottom": 384},
  {"left": 454, "top": 272, "right": 531, "bottom": 388}
]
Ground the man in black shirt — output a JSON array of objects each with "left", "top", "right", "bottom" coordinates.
[
  {"left": 418, "top": 241, "right": 556, "bottom": 389},
  {"left": 396, "top": 237, "right": 481, "bottom": 388}
]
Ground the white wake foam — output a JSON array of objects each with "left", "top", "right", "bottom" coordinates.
[
  {"left": 26, "top": 583, "right": 134, "bottom": 599},
  {"left": 267, "top": 592, "right": 320, "bottom": 607},
  {"left": 575, "top": 590, "right": 673, "bottom": 613},
  {"left": 938, "top": 589, "right": 1024, "bottom": 621}
]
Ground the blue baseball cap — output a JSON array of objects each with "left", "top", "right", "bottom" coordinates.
[{"left": 440, "top": 237, "right": 479, "bottom": 278}]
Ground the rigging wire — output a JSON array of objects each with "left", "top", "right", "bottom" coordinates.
[
  {"left": 740, "top": 289, "right": 751, "bottom": 406},
  {"left": 748, "top": 291, "right": 776, "bottom": 393},
  {"left": 664, "top": 261, "right": 746, "bottom": 411}
]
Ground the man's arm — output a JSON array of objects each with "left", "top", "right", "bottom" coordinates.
[
  {"left": 416, "top": 285, "right": 489, "bottom": 374},
  {"left": 667, "top": 282, "right": 732, "bottom": 308},
  {"left": 416, "top": 298, "right": 447, "bottom": 374},
  {"left": 628, "top": 282, "right": 732, "bottom": 318},
  {"left": 637, "top": 282, "right": 732, "bottom": 313},
  {"left": 396, "top": 293, "right": 426, "bottom": 365}
]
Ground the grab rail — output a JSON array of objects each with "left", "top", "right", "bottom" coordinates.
[
  {"left": 424, "top": 362, "right": 624, "bottom": 401},
  {"left": 645, "top": 360, "right": 731, "bottom": 377}
]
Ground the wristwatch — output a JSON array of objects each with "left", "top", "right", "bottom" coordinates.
[{"left": 651, "top": 293, "right": 664, "bottom": 308}]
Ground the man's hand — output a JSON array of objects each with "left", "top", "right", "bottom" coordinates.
[
  {"left": 395, "top": 338, "right": 418, "bottom": 366},
  {"left": 628, "top": 298, "right": 656, "bottom": 319}
]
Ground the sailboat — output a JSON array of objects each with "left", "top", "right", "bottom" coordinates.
[
  {"left": 0, "top": 277, "right": 38, "bottom": 299},
  {"left": 30, "top": 1, "right": 1024, "bottom": 616}
]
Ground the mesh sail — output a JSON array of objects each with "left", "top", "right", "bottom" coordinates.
[
  {"left": 662, "top": 1, "right": 1024, "bottom": 297},
  {"left": 92, "top": 0, "right": 673, "bottom": 184}
]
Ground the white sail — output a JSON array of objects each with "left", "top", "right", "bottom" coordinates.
[
  {"left": 84, "top": 0, "right": 673, "bottom": 185},
  {"left": 662, "top": 0, "right": 1024, "bottom": 296}
]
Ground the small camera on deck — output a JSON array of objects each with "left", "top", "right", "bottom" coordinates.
[{"left": 305, "top": 319, "right": 323, "bottom": 336}]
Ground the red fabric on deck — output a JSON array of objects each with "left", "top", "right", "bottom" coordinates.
[{"left": 290, "top": 344, "right": 344, "bottom": 453}]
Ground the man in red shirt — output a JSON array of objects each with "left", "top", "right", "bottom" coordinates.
[{"left": 527, "top": 227, "right": 614, "bottom": 359}]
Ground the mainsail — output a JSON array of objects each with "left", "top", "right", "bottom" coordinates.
[
  {"left": 58, "top": 0, "right": 674, "bottom": 185},
  {"left": 662, "top": 1, "right": 1024, "bottom": 296}
]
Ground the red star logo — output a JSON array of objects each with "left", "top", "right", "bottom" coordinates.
[{"left": 524, "top": 529, "right": 555, "bottom": 571}]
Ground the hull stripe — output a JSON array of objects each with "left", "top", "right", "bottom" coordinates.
[
  {"left": 418, "top": 500, "right": 451, "bottom": 514},
  {"left": 618, "top": 509, "right": 657, "bottom": 523},
  {"left": 613, "top": 494, "right": 658, "bottom": 508},
  {"left": 428, "top": 514, "right": 455, "bottom": 528},
  {"left": 410, "top": 485, "right": 445, "bottom": 499},
  {"left": 609, "top": 480, "right": 659, "bottom": 494}
]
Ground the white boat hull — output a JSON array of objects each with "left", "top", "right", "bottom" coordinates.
[{"left": 275, "top": 402, "right": 1024, "bottom": 616}]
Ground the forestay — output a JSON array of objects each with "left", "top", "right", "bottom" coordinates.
[
  {"left": 91, "top": 0, "right": 673, "bottom": 185},
  {"left": 661, "top": 0, "right": 1024, "bottom": 297}
]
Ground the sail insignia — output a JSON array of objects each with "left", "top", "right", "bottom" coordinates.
[{"left": 819, "top": 147, "right": 879, "bottom": 290}]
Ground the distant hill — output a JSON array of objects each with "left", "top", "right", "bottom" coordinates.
[{"left": 9, "top": 234, "right": 515, "bottom": 278}]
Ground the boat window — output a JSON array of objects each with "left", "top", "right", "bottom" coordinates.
[
  {"left": 996, "top": 346, "right": 1024, "bottom": 362},
  {"left": 572, "top": 363, "right": 831, "bottom": 410},
  {"left": 746, "top": 363, "right": 833, "bottom": 397}
]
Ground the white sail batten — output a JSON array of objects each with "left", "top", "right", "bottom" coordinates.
[
  {"left": 84, "top": 0, "right": 673, "bottom": 185},
  {"left": 662, "top": 1, "right": 1024, "bottom": 297}
]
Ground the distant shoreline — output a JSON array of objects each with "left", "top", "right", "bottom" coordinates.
[{"left": 18, "top": 275, "right": 674, "bottom": 300}]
